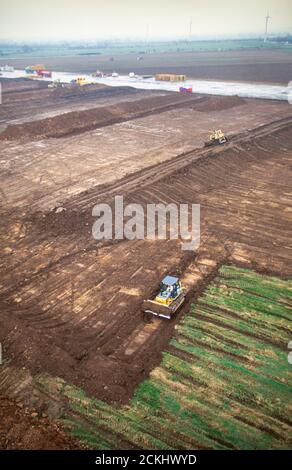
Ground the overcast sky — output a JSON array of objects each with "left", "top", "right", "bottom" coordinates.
[{"left": 1, "top": 0, "right": 291, "bottom": 41}]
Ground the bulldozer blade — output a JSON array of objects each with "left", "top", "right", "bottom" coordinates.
[
  {"left": 204, "top": 140, "right": 220, "bottom": 148},
  {"left": 144, "top": 309, "right": 172, "bottom": 319},
  {"left": 142, "top": 293, "right": 185, "bottom": 319}
]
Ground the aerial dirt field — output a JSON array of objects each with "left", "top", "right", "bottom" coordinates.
[
  {"left": 0, "top": 78, "right": 291, "bottom": 448},
  {"left": 4, "top": 49, "right": 292, "bottom": 84},
  {"left": 0, "top": 80, "right": 291, "bottom": 210}
]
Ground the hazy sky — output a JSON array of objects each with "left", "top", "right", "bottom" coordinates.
[{"left": 1, "top": 0, "right": 292, "bottom": 41}]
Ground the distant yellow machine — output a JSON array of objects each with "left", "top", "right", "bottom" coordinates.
[
  {"left": 70, "top": 76, "right": 88, "bottom": 86},
  {"left": 25, "top": 64, "right": 45, "bottom": 73},
  {"left": 205, "top": 130, "right": 228, "bottom": 147},
  {"left": 142, "top": 276, "right": 185, "bottom": 319},
  {"left": 77, "top": 77, "right": 87, "bottom": 86}
]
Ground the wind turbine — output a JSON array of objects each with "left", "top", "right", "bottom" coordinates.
[
  {"left": 264, "top": 11, "right": 271, "bottom": 43},
  {"left": 145, "top": 23, "right": 149, "bottom": 42},
  {"left": 187, "top": 18, "right": 193, "bottom": 41}
]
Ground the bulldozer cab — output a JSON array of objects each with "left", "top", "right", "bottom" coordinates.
[
  {"left": 210, "top": 129, "right": 227, "bottom": 143},
  {"left": 156, "top": 276, "right": 181, "bottom": 304},
  {"left": 205, "top": 129, "right": 228, "bottom": 147},
  {"left": 142, "top": 275, "right": 185, "bottom": 319},
  {"left": 210, "top": 129, "right": 224, "bottom": 140}
]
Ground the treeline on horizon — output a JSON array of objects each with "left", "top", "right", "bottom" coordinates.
[
  {"left": 0, "top": 35, "right": 291, "bottom": 57},
  {"left": 0, "top": 35, "right": 292, "bottom": 47}
]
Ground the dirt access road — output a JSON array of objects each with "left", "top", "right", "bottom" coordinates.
[{"left": 0, "top": 79, "right": 291, "bottom": 406}]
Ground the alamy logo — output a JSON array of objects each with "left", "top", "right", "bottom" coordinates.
[{"left": 92, "top": 196, "right": 200, "bottom": 251}]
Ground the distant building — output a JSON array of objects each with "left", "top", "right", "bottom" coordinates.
[{"left": 0, "top": 65, "right": 14, "bottom": 72}]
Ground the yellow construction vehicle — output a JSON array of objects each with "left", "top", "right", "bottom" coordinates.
[
  {"left": 205, "top": 129, "right": 228, "bottom": 147},
  {"left": 25, "top": 64, "right": 45, "bottom": 73},
  {"left": 70, "top": 76, "right": 87, "bottom": 86},
  {"left": 142, "top": 276, "right": 185, "bottom": 319}
]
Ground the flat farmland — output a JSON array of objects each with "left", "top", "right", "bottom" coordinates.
[{"left": 4, "top": 49, "right": 292, "bottom": 84}]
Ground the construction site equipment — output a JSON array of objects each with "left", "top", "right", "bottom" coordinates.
[
  {"left": 37, "top": 70, "right": 52, "bottom": 78},
  {"left": 155, "top": 73, "right": 186, "bottom": 82},
  {"left": 70, "top": 77, "right": 87, "bottom": 86},
  {"left": 0, "top": 65, "right": 14, "bottom": 72},
  {"left": 179, "top": 86, "right": 193, "bottom": 94},
  {"left": 142, "top": 276, "right": 185, "bottom": 319},
  {"left": 48, "top": 79, "right": 64, "bottom": 88},
  {"left": 92, "top": 71, "right": 102, "bottom": 77},
  {"left": 204, "top": 130, "right": 228, "bottom": 147},
  {"left": 92, "top": 70, "right": 104, "bottom": 77},
  {"left": 25, "top": 65, "right": 45, "bottom": 74}
]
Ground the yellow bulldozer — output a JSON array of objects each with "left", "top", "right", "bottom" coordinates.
[
  {"left": 204, "top": 129, "right": 228, "bottom": 147},
  {"left": 142, "top": 276, "right": 185, "bottom": 319},
  {"left": 70, "top": 76, "right": 88, "bottom": 86}
]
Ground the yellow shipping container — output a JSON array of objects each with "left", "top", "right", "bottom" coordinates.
[
  {"left": 155, "top": 73, "right": 186, "bottom": 82},
  {"left": 30, "top": 64, "right": 45, "bottom": 71}
]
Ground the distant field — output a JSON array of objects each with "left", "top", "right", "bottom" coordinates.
[
  {"left": 2, "top": 47, "right": 291, "bottom": 83},
  {"left": 1, "top": 39, "right": 292, "bottom": 59},
  {"left": 37, "top": 266, "right": 292, "bottom": 450}
]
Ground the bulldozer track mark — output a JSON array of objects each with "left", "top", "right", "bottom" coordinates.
[{"left": 61, "top": 116, "right": 292, "bottom": 213}]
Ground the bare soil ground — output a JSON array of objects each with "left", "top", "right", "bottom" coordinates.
[
  {"left": 0, "top": 82, "right": 205, "bottom": 140},
  {"left": 4, "top": 49, "right": 292, "bottom": 83},
  {"left": 0, "top": 79, "right": 291, "bottom": 448},
  {"left": 0, "top": 395, "right": 78, "bottom": 449},
  {"left": 0, "top": 77, "right": 161, "bottom": 125},
  {"left": 0, "top": 81, "right": 291, "bottom": 211}
]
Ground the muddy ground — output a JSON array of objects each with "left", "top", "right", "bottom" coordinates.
[
  {"left": 0, "top": 79, "right": 291, "bottom": 448},
  {"left": 4, "top": 49, "right": 292, "bottom": 83},
  {"left": 1, "top": 82, "right": 291, "bottom": 211},
  {"left": 0, "top": 396, "right": 79, "bottom": 450},
  {"left": 0, "top": 80, "right": 206, "bottom": 140},
  {"left": 0, "top": 78, "right": 162, "bottom": 125}
]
